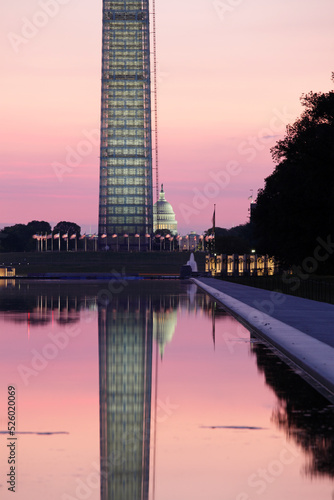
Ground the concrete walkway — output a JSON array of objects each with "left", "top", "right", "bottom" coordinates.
[{"left": 193, "top": 277, "right": 334, "bottom": 398}]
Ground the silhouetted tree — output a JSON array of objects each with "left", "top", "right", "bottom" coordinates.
[
  {"left": 52, "top": 221, "right": 81, "bottom": 251},
  {"left": 253, "top": 73, "right": 334, "bottom": 271},
  {"left": 53, "top": 221, "right": 81, "bottom": 237},
  {"left": 205, "top": 224, "right": 254, "bottom": 254},
  {"left": 0, "top": 221, "right": 51, "bottom": 252}
]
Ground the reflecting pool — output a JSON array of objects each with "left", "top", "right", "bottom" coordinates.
[{"left": 0, "top": 280, "right": 333, "bottom": 500}]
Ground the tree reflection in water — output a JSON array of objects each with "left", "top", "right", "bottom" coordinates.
[{"left": 251, "top": 338, "right": 334, "bottom": 479}]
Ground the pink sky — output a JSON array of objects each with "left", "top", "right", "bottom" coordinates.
[
  {"left": 1, "top": 0, "right": 334, "bottom": 234},
  {"left": 0, "top": 309, "right": 100, "bottom": 500}
]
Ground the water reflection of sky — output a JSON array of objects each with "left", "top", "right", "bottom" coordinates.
[{"left": 0, "top": 280, "right": 333, "bottom": 500}]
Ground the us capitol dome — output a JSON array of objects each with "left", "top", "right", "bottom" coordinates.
[{"left": 153, "top": 184, "right": 178, "bottom": 234}]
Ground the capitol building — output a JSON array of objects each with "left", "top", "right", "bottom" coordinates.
[{"left": 153, "top": 185, "right": 178, "bottom": 234}]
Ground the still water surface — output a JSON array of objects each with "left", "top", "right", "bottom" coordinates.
[{"left": 0, "top": 280, "right": 333, "bottom": 500}]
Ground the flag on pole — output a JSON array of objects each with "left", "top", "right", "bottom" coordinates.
[
  {"left": 70, "top": 234, "right": 77, "bottom": 240},
  {"left": 53, "top": 233, "right": 60, "bottom": 239},
  {"left": 101, "top": 234, "right": 107, "bottom": 239},
  {"left": 212, "top": 205, "right": 216, "bottom": 232}
]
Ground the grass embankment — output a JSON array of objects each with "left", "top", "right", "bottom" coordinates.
[
  {"left": 217, "top": 274, "right": 334, "bottom": 305},
  {"left": 0, "top": 251, "right": 206, "bottom": 276}
]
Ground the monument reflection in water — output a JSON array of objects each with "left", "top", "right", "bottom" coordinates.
[
  {"left": 98, "top": 285, "right": 185, "bottom": 500},
  {"left": 99, "top": 293, "right": 153, "bottom": 500}
]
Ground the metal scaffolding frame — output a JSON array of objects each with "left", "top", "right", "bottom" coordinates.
[{"left": 99, "top": 1, "right": 154, "bottom": 242}]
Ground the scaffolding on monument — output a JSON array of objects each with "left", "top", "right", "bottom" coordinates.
[{"left": 98, "top": 0, "right": 154, "bottom": 243}]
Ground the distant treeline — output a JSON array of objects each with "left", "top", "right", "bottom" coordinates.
[{"left": 0, "top": 221, "right": 81, "bottom": 252}]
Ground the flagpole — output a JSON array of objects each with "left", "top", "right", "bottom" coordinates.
[{"left": 213, "top": 204, "right": 216, "bottom": 254}]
